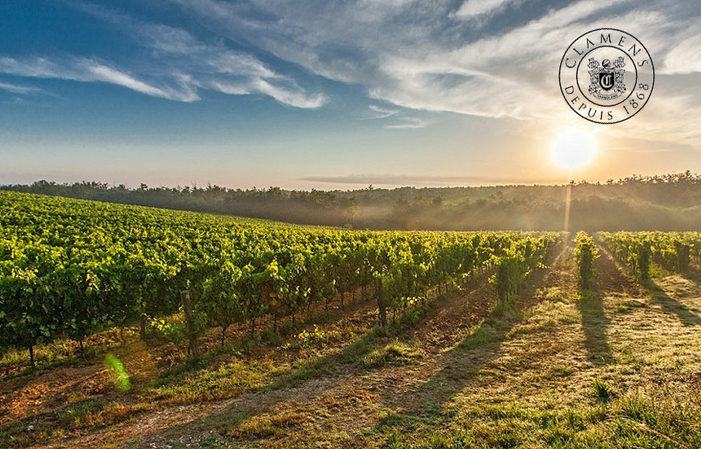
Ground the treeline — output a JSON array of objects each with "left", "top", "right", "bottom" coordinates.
[
  {"left": 3, "top": 171, "right": 701, "bottom": 231},
  {"left": 0, "top": 181, "right": 357, "bottom": 227},
  {"left": 0, "top": 191, "right": 561, "bottom": 366}
]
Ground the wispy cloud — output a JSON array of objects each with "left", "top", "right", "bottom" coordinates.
[
  {"left": 661, "top": 17, "right": 701, "bottom": 75},
  {"left": 0, "top": 81, "right": 44, "bottom": 95},
  {"left": 0, "top": 56, "right": 197, "bottom": 101},
  {"left": 0, "top": 3, "right": 327, "bottom": 108},
  {"left": 366, "top": 104, "right": 399, "bottom": 119},
  {"left": 5, "top": 0, "right": 701, "bottom": 149},
  {"left": 363, "top": 104, "right": 430, "bottom": 129},
  {"left": 171, "top": 0, "right": 636, "bottom": 120},
  {"left": 84, "top": 4, "right": 327, "bottom": 108}
]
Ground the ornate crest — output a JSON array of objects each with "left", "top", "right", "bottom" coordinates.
[{"left": 588, "top": 56, "right": 626, "bottom": 100}]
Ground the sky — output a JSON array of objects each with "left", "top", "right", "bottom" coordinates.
[{"left": 1, "top": 0, "right": 701, "bottom": 190}]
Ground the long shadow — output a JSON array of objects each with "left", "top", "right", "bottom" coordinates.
[
  {"left": 577, "top": 289, "right": 612, "bottom": 366},
  {"left": 5, "top": 292, "right": 385, "bottom": 448},
  {"left": 1, "top": 288, "right": 379, "bottom": 443},
  {"left": 578, "top": 247, "right": 642, "bottom": 366},
  {"left": 648, "top": 279, "right": 701, "bottom": 327},
  {"left": 383, "top": 301, "right": 516, "bottom": 415},
  {"left": 598, "top": 246, "right": 701, "bottom": 327},
  {"left": 153, "top": 287, "right": 379, "bottom": 390}
]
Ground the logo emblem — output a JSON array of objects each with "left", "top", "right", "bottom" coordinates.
[
  {"left": 559, "top": 28, "right": 654, "bottom": 124},
  {"left": 588, "top": 57, "right": 626, "bottom": 100}
]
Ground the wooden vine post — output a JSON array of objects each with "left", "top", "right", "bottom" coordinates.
[
  {"left": 181, "top": 289, "right": 198, "bottom": 356},
  {"left": 376, "top": 277, "right": 387, "bottom": 327}
]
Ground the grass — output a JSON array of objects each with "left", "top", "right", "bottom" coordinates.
[
  {"left": 149, "top": 358, "right": 281, "bottom": 403},
  {"left": 382, "top": 385, "right": 701, "bottom": 449},
  {"left": 229, "top": 411, "right": 309, "bottom": 439},
  {"left": 0, "top": 301, "right": 380, "bottom": 448},
  {"left": 358, "top": 339, "right": 425, "bottom": 369},
  {"left": 58, "top": 398, "right": 106, "bottom": 426},
  {"left": 593, "top": 378, "right": 614, "bottom": 403}
]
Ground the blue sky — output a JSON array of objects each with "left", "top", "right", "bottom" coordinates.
[{"left": 1, "top": 0, "right": 701, "bottom": 189}]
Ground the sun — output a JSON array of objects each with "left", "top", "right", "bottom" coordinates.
[{"left": 550, "top": 128, "right": 597, "bottom": 171}]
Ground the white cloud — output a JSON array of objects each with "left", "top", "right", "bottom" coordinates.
[
  {"left": 251, "top": 79, "right": 327, "bottom": 109},
  {"left": 86, "top": 63, "right": 196, "bottom": 101},
  {"left": 364, "top": 104, "right": 428, "bottom": 129},
  {"left": 662, "top": 19, "right": 701, "bottom": 75},
  {"left": 452, "top": 0, "right": 518, "bottom": 20},
  {"left": 385, "top": 117, "right": 431, "bottom": 129},
  {"left": 5, "top": 0, "right": 701, "bottom": 148},
  {"left": 83, "top": 5, "right": 326, "bottom": 108},
  {"left": 171, "top": 0, "right": 637, "bottom": 119},
  {"left": 367, "top": 104, "right": 399, "bottom": 119}
]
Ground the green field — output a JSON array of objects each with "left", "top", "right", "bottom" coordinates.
[{"left": 1, "top": 192, "right": 700, "bottom": 448}]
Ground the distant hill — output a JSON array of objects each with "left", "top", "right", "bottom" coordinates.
[{"left": 3, "top": 172, "right": 701, "bottom": 231}]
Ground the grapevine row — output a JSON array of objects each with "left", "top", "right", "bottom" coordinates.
[
  {"left": 598, "top": 231, "right": 700, "bottom": 280},
  {"left": 0, "top": 192, "right": 560, "bottom": 365},
  {"left": 574, "top": 232, "right": 598, "bottom": 289}
]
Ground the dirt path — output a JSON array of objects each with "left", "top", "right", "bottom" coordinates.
[{"left": 26, "top": 261, "right": 504, "bottom": 448}]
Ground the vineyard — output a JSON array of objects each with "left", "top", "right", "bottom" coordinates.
[
  {"left": 598, "top": 231, "right": 701, "bottom": 280},
  {"left": 1, "top": 192, "right": 701, "bottom": 449},
  {"left": 0, "top": 191, "right": 560, "bottom": 366}
]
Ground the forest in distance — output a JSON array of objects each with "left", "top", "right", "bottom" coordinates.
[{"left": 3, "top": 171, "right": 701, "bottom": 231}]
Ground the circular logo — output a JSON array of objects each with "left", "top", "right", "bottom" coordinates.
[{"left": 559, "top": 28, "right": 654, "bottom": 124}]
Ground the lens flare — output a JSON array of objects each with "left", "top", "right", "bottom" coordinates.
[{"left": 105, "top": 353, "right": 131, "bottom": 392}]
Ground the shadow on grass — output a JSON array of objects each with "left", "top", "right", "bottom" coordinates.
[
  {"left": 376, "top": 246, "right": 567, "bottom": 418},
  {"left": 598, "top": 245, "right": 701, "bottom": 328},
  {"left": 384, "top": 302, "right": 518, "bottom": 416},
  {"left": 577, "top": 289, "right": 612, "bottom": 365},
  {"left": 87, "top": 328, "right": 387, "bottom": 448},
  {"left": 647, "top": 280, "right": 701, "bottom": 327},
  {"left": 0, "top": 293, "right": 383, "bottom": 449},
  {"left": 578, "top": 246, "right": 647, "bottom": 366}
]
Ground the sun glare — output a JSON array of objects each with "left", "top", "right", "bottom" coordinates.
[{"left": 550, "top": 128, "right": 597, "bottom": 171}]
